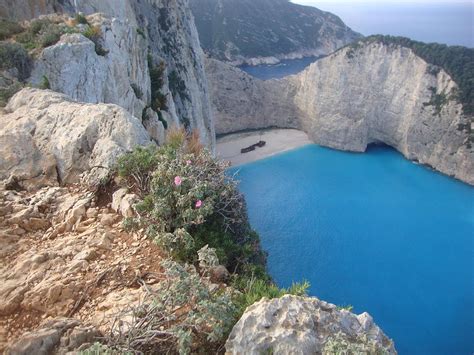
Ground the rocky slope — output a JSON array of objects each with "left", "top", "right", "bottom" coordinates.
[
  {"left": 0, "top": 0, "right": 215, "bottom": 148},
  {"left": 207, "top": 41, "right": 474, "bottom": 185},
  {"left": 190, "top": 0, "right": 361, "bottom": 65}
]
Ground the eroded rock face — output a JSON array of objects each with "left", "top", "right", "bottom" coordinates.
[
  {"left": 225, "top": 295, "right": 396, "bottom": 355},
  {"left": 1, "top": 0, "right": 215, "bottom": 149},
  {"left": 30, "top": 15, "right": 150, "bottom": 120},
  {"left": 207, "top": 42, "right": 474, "bottom": 185},
  {"left": 0, "top": 88, "right": 152, "bottom": 187}
]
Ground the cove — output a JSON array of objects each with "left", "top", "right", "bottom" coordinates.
[
  {"left": 229, "top": 144, "right": 474, "bottom": 355},
  {"left": 239, "top": 56, "right": 320, "bottom": 80}
]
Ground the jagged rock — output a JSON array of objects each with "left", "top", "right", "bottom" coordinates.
[
  {"left": 225, "top": 295, "right": 396, "bottom": 355},
  {"left": 208, "top": 41, "right": 474, "bottom": 185},
  {"left": 2, "top": 0, "right": 216, "bottom": 150},
  {"left": 5, "top": 318, "right": 100, "bottom": 355},
  {"left": 111, "top": 188, "right": 137, "bottom": 217},
  {"left": 0, "top": 88, "right": 152, "bottom": 187},
  {"left": 30, "top": 15, "right": 150, "bottom": 120}
]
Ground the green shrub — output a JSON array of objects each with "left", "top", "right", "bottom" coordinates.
[
  {"left": 0, "top": 42, "right": 32, "bottom": 80},
  {"left": 130, "top": 83, "right": 143, "bottom": 99},
  {"left": 79, "top": 342, "right": 118, "bottom": 355},
  {"left": 0, "top": 19, "right": 24, "bottom": 40},
  {"left": 148, "top": 55, "right": 168, "bottom": 111},
  {"left": 323, "top": 332, "right": 389, "bottom": 355},
  {"left": 40, "top": 75, "right": 50, "bottom": 89},
  {"left": 75, "top": 13, "right": 89, "bottom": 25},
  {"left": 0, "top": 81, "right": 22, "bottom": 107},
  {"left": 107, "top": 259, "right": 237, "bottom": 354},
  {"left": 38, "top": 24, "right": 62, "bottom": 47},
  {"left": 83, "top": 25, "right": 107, "bottom": 56},
  {"left": 233, "top": 277, "right": 310, "bottom": 315},
  {"left": 116, "top": 145, "right": 160, "bottom": 194}
]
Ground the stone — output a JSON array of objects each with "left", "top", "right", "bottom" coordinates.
[
  {"left": 225, "top": 295, "right": 396, "bottom": 354},
  {"left": 210, "top": 265, "right": 230, "bottom": 283},
  {"left": 111, "top": 188, "right": 128, "bottom": 213},
  {"left": 119, "top": 194, "right": 137, "bottom": 218},
  {"left": 0, "top": 88, "right": 152, "bottom": 187},
  {"left": 100, "top": 214, "right": 117, "bottom": 227},
  {"left": 73, "top": 248, "right": 97, "bottom": 261},
  {"left": 5, "top": 318, "right": 99, "bottom": 355}
]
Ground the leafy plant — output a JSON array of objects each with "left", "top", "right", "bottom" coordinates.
[
  {"left": 75, "top": 13, "right": 89, "bottom": 25},
  {"left": 323, "top": 332, "right": 389, "bottom": 355},
  {"left": 0, "top": 19, "right": 24, "bottom": 40},
  {"left": 233, "top": 277, "right": 310, "bottom": 315},
  {"left": 0, "top": 42, "right": 32, "bottom": 80},
  {"left": 83, "top": 25, "right": 108, "bottom": 56},
  {"left": 130, "top": 83, "right": 143, "bottom": 99},
  {"left": 107, "top": 259, "right": 237, "bottom": 354},
  {"left": 40, "top": 75, "right": 50, "bottom": 89},
  {"left": 148, "top": 55, "right": 168, "bottom": 111}
]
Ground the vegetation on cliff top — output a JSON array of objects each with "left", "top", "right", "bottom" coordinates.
[
  {"left": 96, "top": 128, "right": 308, "bottom": 353},
  {"left": 354, "top": 35, "right": 474, "bottom": 115}
]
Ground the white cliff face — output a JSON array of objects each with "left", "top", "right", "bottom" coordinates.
[
  {"left": 69, "top": 0, "right": 215, "bottom": 149},
  {"left": 207, "top": 43, "right": 474, "bottom": 185},
  {"left": 0, "top": 89, "right": 152, "bottom": 188},
  {"left": 1, "top": 0, "right": 215, "bottom": 149},
  {"left": 226, "top": 295, "right": 396, "bottom": 354},
  {"left": 30, "top": 15, "right": 150, "bottom": 120},
  {"left": 206, "top": 59, "right": 301, "bottom": 134}
]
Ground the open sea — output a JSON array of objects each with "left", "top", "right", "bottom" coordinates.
[{"left": 230, "top": 145, "right": 474, "bottom": 354}]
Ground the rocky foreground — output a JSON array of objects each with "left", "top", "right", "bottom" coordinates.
[
  {"left": 0, "top": 183, "right": 165, "bottom": 352},
  {"left": 0, "top": 180, "right": 397, "bottom": 354}
]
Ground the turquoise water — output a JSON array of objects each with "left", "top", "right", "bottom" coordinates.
[{"left": 230, "top": 144, "right": 474, "bottom": 354}]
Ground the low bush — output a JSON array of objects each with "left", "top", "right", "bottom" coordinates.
[
  {"left": 0, "top": 42, "right": 32, "bottom": 80},
  {"left": 107, "top": 259, "right": 237, "bottom": 354},
  {"left": 0, "top": 19, "right": 24, "bottom": 40},
  {"left": 83, "top": 25, "right": 108, "bottom": 56},
  {"left": 112, "top": 128, "right": 310, "bottom": 353},
  {"left": 74, "top": 13, "right": 89, "bottom": 25},
  {"left": 0, "top": 81, "right": 22, "bottom": 107}
]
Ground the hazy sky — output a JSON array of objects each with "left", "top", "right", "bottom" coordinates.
[{"left": 292, "top": 0, "right": 471, "bottom": 3}]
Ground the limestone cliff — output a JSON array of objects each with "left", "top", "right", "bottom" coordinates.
[
  {"left": 207, "top": 42, "right": 474, "bottom": 184},
  {"left": 0, "top": 0, "right": 215, "bottom": 148}
]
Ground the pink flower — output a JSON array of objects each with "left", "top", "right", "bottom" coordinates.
[
  {"left": 174, "top": 176, "right": 182, "bottom": 186},
  {"left": 195, "top": 200, "right": 202, "bottom": 209},
  {"left": 186, "top": 160, "right": 192, "bottom": 165}
]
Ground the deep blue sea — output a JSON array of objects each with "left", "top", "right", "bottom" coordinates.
[
  {"left": 240, "top": 56, "right": 320, "bottom": 80},
  {"left": 230, "top": 145, "right": 474, "bottom": 354},
  {"left": 295, "top": 1, "right": 473, "bottom": 48}
]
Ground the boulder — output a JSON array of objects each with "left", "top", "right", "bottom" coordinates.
[
  {"left": 5, "top": 318, "right": 100, "bottom": 355},
  {"left": 0, "top": 88, "right": 152, "bottom": 187},
  {"left": 225, "top": 295, "right": 396, "bottom": 354}
]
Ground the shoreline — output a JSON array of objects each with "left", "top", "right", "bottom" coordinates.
[{"left": 216, "top": 128, "right": 313, "bottom": 166}]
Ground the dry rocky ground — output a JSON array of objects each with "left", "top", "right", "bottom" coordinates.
[{"left": 0, "top": 182, "right": 166, "bottom": 353}]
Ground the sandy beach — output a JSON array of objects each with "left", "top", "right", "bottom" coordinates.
[{"left": 216, "top": 129, "right": 313, "bottom": 166}]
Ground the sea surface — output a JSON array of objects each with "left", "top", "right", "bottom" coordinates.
[
  {"left": 295, "top": 1, "right": 473, "bottom": 48},
  {"left": 239, "top": 56, "right": 320, "bottom": 80},
  {"left": 230, "top": 144, "right": 474, "bottom": 354}
]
